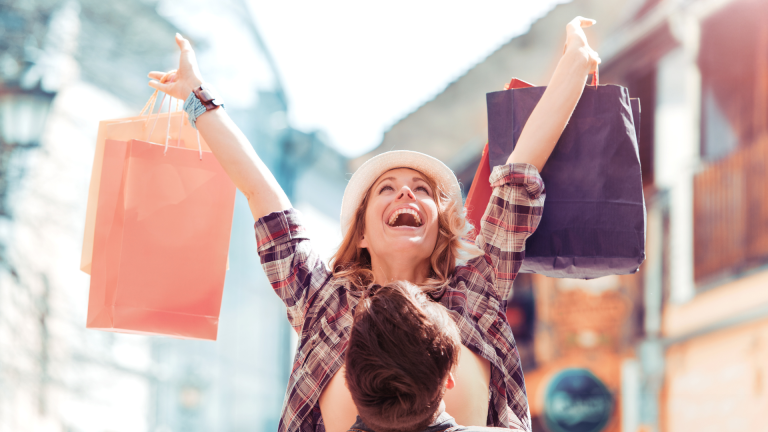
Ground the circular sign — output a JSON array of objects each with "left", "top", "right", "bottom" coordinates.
[{"left": 544, "top": 368, "right": 613, "bottom": 432}]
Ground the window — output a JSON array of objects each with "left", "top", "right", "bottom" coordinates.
[{"left": 698, "top": 0, "right": 768, "bottom": 160}]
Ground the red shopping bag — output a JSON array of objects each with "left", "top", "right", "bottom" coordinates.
[
  {"left": 86, "top": 138, "right": 236, "bottom": 340},
  {"left": 464, "top": 78, "right": 533, "bottom": 239}
]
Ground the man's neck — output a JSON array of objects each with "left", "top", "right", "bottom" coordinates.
[
  {"left": 429, "top": 400, "right": 447, "bottom": 424},
  {"left": 348, "top": 401, "right": 455, "bottom": 432}
]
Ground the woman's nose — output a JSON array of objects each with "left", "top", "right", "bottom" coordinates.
[{"left": 397, "top": 186, "right": 415, "bottom": 200}]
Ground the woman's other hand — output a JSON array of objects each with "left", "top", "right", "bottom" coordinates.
[
  {"left": 506, "top": 16, "right": 601, "bottom": 170},
  {"left": 563, "top": 17, "right": 601, "bottom": 74},
  {"left": 147, "top": 33, "right": 203, "bottom": 100}
]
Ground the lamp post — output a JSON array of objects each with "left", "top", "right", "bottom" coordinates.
[{"left": 0, "top": 83, "right": 56, "bottom": 217}]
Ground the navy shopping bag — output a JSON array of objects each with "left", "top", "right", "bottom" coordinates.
[{"left": 486, "top": 78, "right": 645, "bottom": 279}]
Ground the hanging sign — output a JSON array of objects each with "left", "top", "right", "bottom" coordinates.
[{"left": 544, "top": 368, "right": 613, "bottom": 432}]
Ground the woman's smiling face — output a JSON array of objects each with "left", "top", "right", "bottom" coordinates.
[{"left": 359, "top": 168, "right": 440, "bottom": 264}]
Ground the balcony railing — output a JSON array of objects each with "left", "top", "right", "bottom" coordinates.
[{"left": 694, "top": 136, "right": 768, "bottom": 283}]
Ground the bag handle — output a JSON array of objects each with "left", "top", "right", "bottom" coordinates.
[
  {"left": 505, "top": 77, "right": 534, "bottom": 90},
  {"left": 139, "top": 70, "right": 175, "bottom": 118},
  {"left": 142, "top": 70, "right": 203, "bottom": 160},
  {"left": 590, "top": 66, "right": 599, "bottom": 89},
  {"left": 139, "top": 92, "right": 157, "bottom": 117},
  {"left": 146, "top": 92, "right": 168, "bottom": 142},
  {"left": 145, "top": 70, "right": 175, "bottom": 135},
  {"left": 503, "top": 68, "right": 599, "bottom": 91}
]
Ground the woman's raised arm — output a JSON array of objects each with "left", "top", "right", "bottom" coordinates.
[
  {"left": 507, "top": 17, "right": 601, "bottom": 171},
  {"left": 148, "top": 34, "right": 291, "bottom": 221}
]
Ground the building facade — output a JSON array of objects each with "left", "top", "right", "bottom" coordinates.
[
  {"left": 0, "top": 0, "right": 346, "bottom": 431},
  {"left": 602, "top": 0, "right": 768, "bottom": 430},
  {"left": 355, "top": 0, "right": 768, "bottom": 431}
]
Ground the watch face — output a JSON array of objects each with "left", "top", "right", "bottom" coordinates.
[{"left": 198, "top": 85, "right": 223, "bottom": 106}]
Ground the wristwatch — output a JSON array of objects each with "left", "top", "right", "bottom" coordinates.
[{"left": 192, "top": 84, "right": 224, "bottom": 110}]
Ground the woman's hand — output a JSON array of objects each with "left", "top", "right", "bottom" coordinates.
[
  {"left": 506, "top": 16, "right": 601, "bottom": 171},
  {"left": 563, "top": 17, "right": 601, "bottom": 74},
  {"left": 145, "top": 35, "right": 293, "bottom": 220},
  {"left": 147, "top": 33, "right": 203, "bottom": 100}
]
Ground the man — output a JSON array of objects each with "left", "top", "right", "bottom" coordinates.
[{"left": 345, "top": 282, "right": 512, "bottom": 432}]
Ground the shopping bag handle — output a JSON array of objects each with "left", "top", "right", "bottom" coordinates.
[
  {"left": 145, "top": 71, "right": 176, "bottom": 135},
  {"left": 168, "top": 96, "right": 203, "bottom": 160},
  {"left": 139, "top": 90, "right": 159, "bottom": 117},
  {"left": 504, "top": 77, "right": 534, "bottom": 90},
  {"left": 139, "top": 70, "right": 175, "bottom": 117},
  {"left": 142, "top": 70, "right": 203, "bottom": 160},
  {"left": 503, "top": 69, "right": 598, "bottom": 91},
  {"left": 590, "top": 66, "right": 599, "bottom": 89}
]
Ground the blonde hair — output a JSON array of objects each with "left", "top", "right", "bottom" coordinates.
[{"left": 330, "top": 169, "right": 484, "bottom": 291}]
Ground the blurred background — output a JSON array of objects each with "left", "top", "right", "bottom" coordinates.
[{"left": 0, "top": 0, "right": 766, "bottom": 431}]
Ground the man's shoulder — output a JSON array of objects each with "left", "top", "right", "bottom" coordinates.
[
  {"left": 429, "top": 412, "right": 516, "bottom": 432},
  {"left": 346, "top": 413, "right": 520, "bottom": 432},
  {"left": 347, "top": 416, "right": 373, "bottom": 432},
  {"left": 448, "top": 427, "right": 523, "bottom": 431}
]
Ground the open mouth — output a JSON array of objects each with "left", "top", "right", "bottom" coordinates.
[{"left": 387, "top": 208, "right": 423, "bottom": 228}]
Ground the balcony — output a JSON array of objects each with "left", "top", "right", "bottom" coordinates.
[{"left": 694, "top": 136, "right": 768, "bottom": 283}]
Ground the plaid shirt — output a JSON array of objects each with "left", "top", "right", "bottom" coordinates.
[{"left": 255, "top": 163, "right": 545, "bottom": 432}]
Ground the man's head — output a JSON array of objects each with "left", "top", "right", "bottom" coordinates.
[{"left": 345, "top": 281, "right": 460, "bottom": 432}]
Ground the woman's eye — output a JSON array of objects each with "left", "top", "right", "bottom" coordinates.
[
  {"left": 379, "top": 185, "right": 394, "bottom": 194},
  {"left": 415, "top": 186, "right": 430, "bottom": 194}
]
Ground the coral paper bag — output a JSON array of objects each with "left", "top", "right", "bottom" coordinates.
[
  {"left": 87, "top": 139, "right": 235, "bottom": 340},
  {"left": 81, "top": 96, "right": 213, "bottom": 275}
]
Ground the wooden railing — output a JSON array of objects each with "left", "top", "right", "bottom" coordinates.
[{"left": 694, "top": 136, "right": 768, "bottom": 283}]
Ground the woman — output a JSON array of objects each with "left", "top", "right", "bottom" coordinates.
[{"left": 149, "top": 16, "right": 600, "bottom": 432}]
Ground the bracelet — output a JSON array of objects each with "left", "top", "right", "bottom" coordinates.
[
  {"left": 183, "top": 89, "right": 226, "bottom": 129},
  {"left": 183, "top": 91, "right": 208, "bottom": 129}
]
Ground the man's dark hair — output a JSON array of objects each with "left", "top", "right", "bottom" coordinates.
[{"left": 345, "top": 281, "right": 461, "bottom": 432}]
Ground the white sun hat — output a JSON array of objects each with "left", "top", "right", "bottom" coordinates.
[{"left": 340, "top": 150, "right": 463, "bottom": 235}]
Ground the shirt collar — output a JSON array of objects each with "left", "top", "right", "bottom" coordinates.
[{"left": 347, "top": 410, "right": 459, "bottom": 432}]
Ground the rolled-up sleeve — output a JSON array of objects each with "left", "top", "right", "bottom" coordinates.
[
  {"left": 472, "top": 163, "right": 546, "bottom": 301},
  {"left": 255, "top": 208, "right": 331, "bottom": 332}
]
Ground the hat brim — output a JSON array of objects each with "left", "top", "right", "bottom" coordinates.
[{"left": 340, "top": 151, "right": 462, "bottom": 235}]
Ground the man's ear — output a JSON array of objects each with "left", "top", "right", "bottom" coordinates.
[{"left": 445, "top": 372, "right": 456, "bottom": 390}]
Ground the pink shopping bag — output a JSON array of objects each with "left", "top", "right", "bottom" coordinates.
[
  {"left": 86, "top": 138, "right": 235, "bottom": 340},
  {"left": 81, "top": 92, "right": 213, "bottom": 274}
]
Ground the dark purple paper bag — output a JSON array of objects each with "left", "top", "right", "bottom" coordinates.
[{"left": 487, "top": 84, "right": 645, "bottom": 279}]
